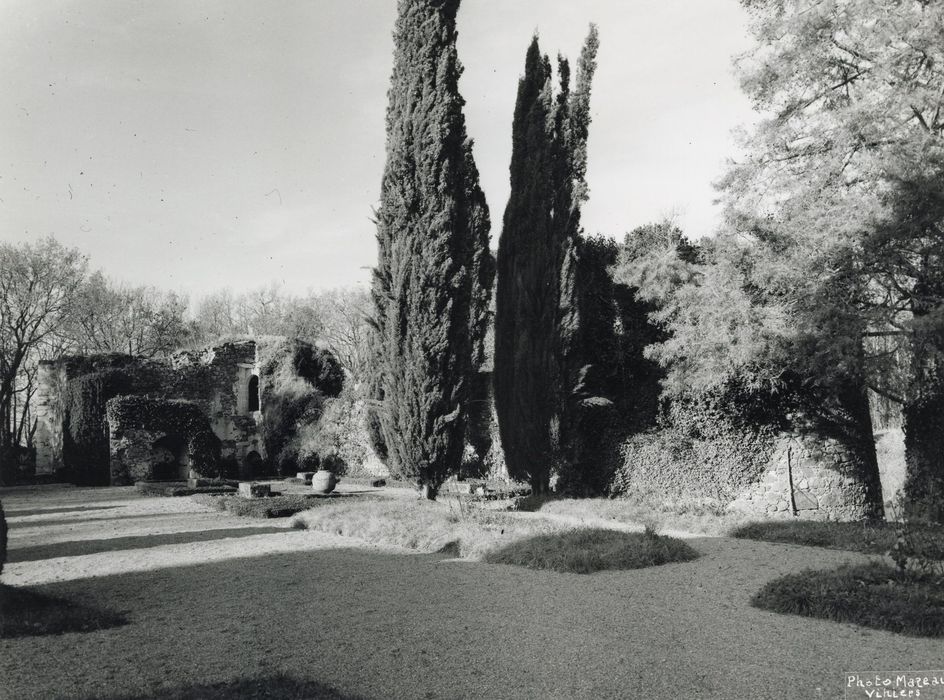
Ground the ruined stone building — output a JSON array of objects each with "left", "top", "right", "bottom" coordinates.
[{"left": 33, "top": 340, "right": 266, "bottom": 484}]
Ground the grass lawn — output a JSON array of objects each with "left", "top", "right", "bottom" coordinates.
[
  {"left": 752, "top": 562, "right": 944, "bottom": 637},
  {"left": 0, "top": 584, "right": 127, "bottom": 638},
  {"left": 731, "top": 520, "right": 944, "bottom": 559},
  {"left": 5, "top": 484, "right": 944, "bottom": 699}
]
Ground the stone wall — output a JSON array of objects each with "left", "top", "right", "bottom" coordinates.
[
  {"left": 33, "top": 362, "right": 66, "bottom": 475},
  {"left": 728, "top": 432, "right": 879, "bottom": 521},
  {"left": 35, "top": 340, "right": 266, "bottom": 483},
  {"left": 109, "top": 427, "right": 186, "bottom": 484}
]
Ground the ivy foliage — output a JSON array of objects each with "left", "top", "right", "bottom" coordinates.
[
  {"left": 106, "top": 396, "right": 221, "bottom": 478},
  {"left": 61, "top": 356, "right": 161, "bottom": 485}
]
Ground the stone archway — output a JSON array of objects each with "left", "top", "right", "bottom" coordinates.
[
  {"left": 243, "top": 449, "right": 263, "bottom": 478},
  {"left": 151, "top": 434, "right": 188, "bottom": 481}
]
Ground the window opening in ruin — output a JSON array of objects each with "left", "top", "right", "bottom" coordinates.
[{"left": 248, "top": 375, "right": 259, "bottom": 412}]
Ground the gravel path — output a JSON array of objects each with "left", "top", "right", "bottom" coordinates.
[{"left": 1, "top": 485, "right": 941, "bottom": 699}]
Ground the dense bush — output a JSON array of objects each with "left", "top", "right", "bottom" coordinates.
[
  {"left": 257, "top": 339, "right": 343, "bottom": 476},
  {"left": 294, "top": 383, "right": 385, "bottom": 478}
]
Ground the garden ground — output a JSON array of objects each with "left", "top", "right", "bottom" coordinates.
[{"left": 1, "top": 484, "right": 941, "bottom": 699}]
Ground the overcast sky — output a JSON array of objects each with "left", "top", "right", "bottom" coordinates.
[{"left": 0, "top": 0, "right": 755, "bottom": 299}]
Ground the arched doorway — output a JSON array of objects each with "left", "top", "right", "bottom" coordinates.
[
  {"left": 243, "top": 450, "right": 263, "bottom": 478},
  {"left": 248, "top": 375, "right": 260, "bottom": 412},
  {"left": 151, "top": 434, "right": 188, "bottom": 481}
]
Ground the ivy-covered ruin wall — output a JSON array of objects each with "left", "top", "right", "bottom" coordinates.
[
  {"left": 106, "top": 396, "right": 222, "bottom": 484},
  {"left": 34, "top": 340, "right": 265, "bottom": 484}
]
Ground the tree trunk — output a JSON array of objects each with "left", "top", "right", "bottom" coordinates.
[{"left": 902, "top": 308, "right": 944, "bottom": 522}]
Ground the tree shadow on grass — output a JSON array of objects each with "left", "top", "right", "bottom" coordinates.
[
  {"left": 89, "top": 672, "right": 364, "bottom": 700},
  {"left": 0, "top": 583, "right": 128, "bottom": 638},
  {"left": 13, "top": 512, "right": 192, "bottom": 528},
  {"left": 482, "top": 528, "right": 700, "bottom": 574},
  {"left": 6, "top": 505, "right": 125, "bottom": 518},
  {"left": 7, "top": 526, "right": 287, "bottom": 563}
]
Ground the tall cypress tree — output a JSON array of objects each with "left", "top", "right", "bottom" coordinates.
[
  {"left": 494, "top": 28, "right": 598, "bottom": 494},
  {"left": 371, "top": 0, "right": 492, "bottom": 499}
]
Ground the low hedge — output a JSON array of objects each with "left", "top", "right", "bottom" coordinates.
[{"left": 193, "top": 493, "right": 335, "bottom": 519}]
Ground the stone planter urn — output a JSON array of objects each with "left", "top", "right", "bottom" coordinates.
[{"left": 311, "top": 469, "right": 337, "bottom": 494}]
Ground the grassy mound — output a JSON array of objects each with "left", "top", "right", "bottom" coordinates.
[
  {"left": 752, "top": 562, "right": 944, "bottom": 637},
  {"left": 731, "top": 520, "right": 944, "bottom": 559},
  {"left": 0, "top": 584, "right": 128, "bottom": 638},
  {"left": 482, "top": 527, "right": 699, "bottom": 574}
]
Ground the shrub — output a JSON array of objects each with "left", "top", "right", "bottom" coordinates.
[
  {"left": 193, "top": 493, "right": 334, "bottom": 519},
  {"left": 257, "top": 338, "right": 342, "bottom": 475},
  {"left": 752, "top": 563, "right": 944, "bottom": 637},
  {"left": 296, "top": 383, "right": 382, "bottom": 477},
  {"left": 482, "top": 527, "right": 699, "bottom": 573}
]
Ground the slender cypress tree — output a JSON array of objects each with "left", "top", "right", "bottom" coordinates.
[
  {"left": 371, "top": 0, "right": 492, "bottom": 499},
  {"left": 494, "top": 28, "right": 598, "bottom": 494}
]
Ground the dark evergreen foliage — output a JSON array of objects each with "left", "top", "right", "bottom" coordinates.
[
  {"left": 494, "top": 28, "right": 599, "bottom": 494},
  {"left": 370, "top": 0, "right": 492, "bottom": 498},
  {"left": 0, "top": 500, "right": 6, "bottom": 577}
]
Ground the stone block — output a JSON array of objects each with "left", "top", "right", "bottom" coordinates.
[
  {"left": 296, "top": 471, "right": 315, "bottom": 483},
  {"left": 238, "top": 482, "right": 270, "bottom": 498},
  {"left": 793, "top": 490, "right": 818, "bottom": 511}
]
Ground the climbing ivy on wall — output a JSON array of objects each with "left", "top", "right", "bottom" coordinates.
[
  {"left": 106, "top": 396, "right": 221, "bottom": 477},
  {"left": 62, "top": 360, "right": 161, "bottom": 485}
]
